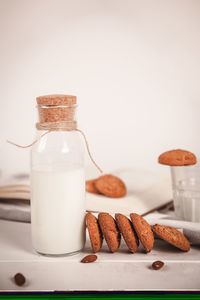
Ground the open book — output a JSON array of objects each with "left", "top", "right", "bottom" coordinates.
[
  {"left": 0, "top": 169, "right": 172, "bottom": 222},
  {"left": 0, "top": 173, "right": 30, "bottom": 200}
]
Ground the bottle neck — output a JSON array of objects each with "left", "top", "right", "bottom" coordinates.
[{"left": 36, "top": 121, "right": 77, "bottom": 131}]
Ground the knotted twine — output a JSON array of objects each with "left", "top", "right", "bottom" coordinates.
[{"left": 7, "top": 121, "right": 103, "bottom": 174}]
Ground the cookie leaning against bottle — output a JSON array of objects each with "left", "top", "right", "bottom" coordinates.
[
  {"left": 98, "top": 212, "right": 121, "bottom": 252},
  {"left": 86, "top": 212, "right": 103, "bottom": 253},
  {"left": 115, "top": 213, "right": 139, "bottom": 253},
  {"left": 130, "top": 213, "right": 154, "bottom": 253}
]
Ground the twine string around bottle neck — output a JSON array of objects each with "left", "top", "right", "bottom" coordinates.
[{"left": 7, "top": 121, "right": 103, "bottom": 174}]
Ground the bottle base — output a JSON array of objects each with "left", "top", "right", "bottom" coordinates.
[{"left": 35, "top": 248, "right": 83, "bottom": 257}]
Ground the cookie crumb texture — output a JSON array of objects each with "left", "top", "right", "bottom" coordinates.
[
  {"left": 158, "top": 149, "right": 197, "bottom": 166},
  {"left": 86, "top": 212, "right": 103, "bottom": 253},
  {"left": 98, "top": 213, "right": 121, "bottom": 252},
  {"left": 81, "top": 254, "right": 97, "bottom": 263},
  {"left": 152, "top": 224, "right": 190, "bottom": 252},
  {"left": 95, "top": 174, "right": 127, "bottom": 198},
  {"left": 130, "top": 213, "right": 154, "bottom": 253}
]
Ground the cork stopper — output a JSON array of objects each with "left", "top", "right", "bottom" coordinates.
[
  {"left": 36, "top": 94, "right": 77, "bottom": 125},
  {"left": 36, "top": 94, "right": 76, "bottom": 106}
]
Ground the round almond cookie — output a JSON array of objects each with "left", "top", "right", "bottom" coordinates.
[
  {"left": 95, "top": 174, "right": 127, "bottom": 198},
  {"left": 152, "top": 224, "right": 190, "bottom": 252},
  {"left": 158, "top": 149, "right": 197, "bottom": 166},
  {"left": 98, "top": 212, "right": 121, "bottom": 252},
  {"left": 130, "top": 213, "right": 154, "bottom": 253},
  {"left": 115, "top": 213, "right": 139, "bottom": 253},
  {"left": 86, "top": 212, "right": 103, "bottom": 253},
  {"left": 86, "top": 179, "right": 99, "bottom": 194}
]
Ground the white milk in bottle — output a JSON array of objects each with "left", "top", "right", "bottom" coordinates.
[{"left": 30, "top": 95, "right": 85, "bottom": 256}]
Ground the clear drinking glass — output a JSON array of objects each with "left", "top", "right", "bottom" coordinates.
[{"left": 171, "top": 164, "right": 200, "bottom": 222}]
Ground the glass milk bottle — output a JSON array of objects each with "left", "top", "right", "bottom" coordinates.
[{"left": 30, "top": 94, "right": 85, "bottom": 256}]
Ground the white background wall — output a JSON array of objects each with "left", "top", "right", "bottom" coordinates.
[{"left": 0, "top": 0, "right": 200, "bottom": 178}]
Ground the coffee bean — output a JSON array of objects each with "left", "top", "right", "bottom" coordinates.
[
  {"left": 14, "top": 273, "right": 26, "bottom": 286},
  {"left": 152, "top": 260, "right": 164, "bottom": 270},
  {"left": 81, "top": 254, "right": 97, "bottom": 263}
]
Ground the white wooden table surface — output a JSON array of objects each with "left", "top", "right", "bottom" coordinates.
[{"left": 0, "top": 219, "right": 200, "bottom": 291}]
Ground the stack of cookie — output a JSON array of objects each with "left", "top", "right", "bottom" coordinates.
[{"left": 86, "top": 212, "right": 190, "bottom": 253}]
